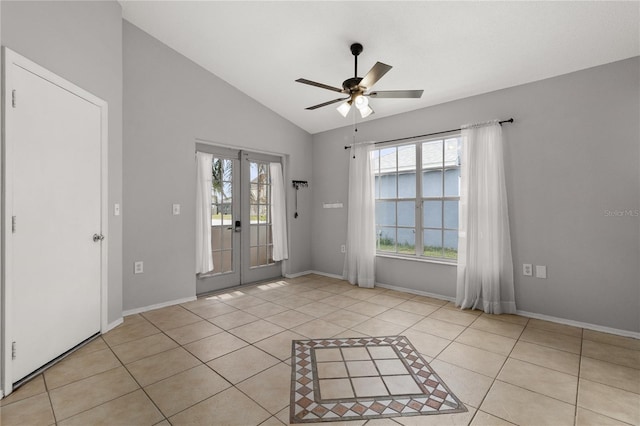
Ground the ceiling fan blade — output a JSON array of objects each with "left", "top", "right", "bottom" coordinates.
[
  {"left": 305, "top": 97, "right": 350, "bottom": 110},
  {"left": 369, "top": 90, "right": 424, "bottom": 98},
  {"left": 295, "top": 78, "right": 344, "bottom": 93},
  {"left": 359, "top": 62, "right": 392, "bottom": 90}
]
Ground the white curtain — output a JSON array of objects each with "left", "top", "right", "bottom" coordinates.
[
  {"left": 195, "top": 152, "right": 214, "bottom": 274},
  {"left": 343, "top": 143, "right": 376, "bottom": 288},
  {"left": 270, "top": 162, "right": 289, "bottom": 261},
  {"left": 456, "top": 121, "right": 516, "bottom": 314}
]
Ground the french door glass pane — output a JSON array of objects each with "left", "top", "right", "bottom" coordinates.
[
  {"left": 248, "top": 160, "right": 274, "bottom": 268},
  {"left": 210, "top": 156, "right": 234, "bottom": 275}
]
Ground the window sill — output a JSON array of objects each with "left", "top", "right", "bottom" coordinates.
[{"left": 375, "top": 253, "right": 457, "bottom": 267}]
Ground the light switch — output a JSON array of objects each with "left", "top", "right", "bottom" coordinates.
[
  {"left": 114, "top": 203, "right": 120, "bottom": 216},
  {"left": 172, "top": 204, "right": 181, "bottom": 215}
]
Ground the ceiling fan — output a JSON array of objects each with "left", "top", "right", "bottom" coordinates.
[{"left": 296, "top": 43, "right": 424, "bottom": 118}]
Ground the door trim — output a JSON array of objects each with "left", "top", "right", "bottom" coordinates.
[{"left": 1, "top": 48, "right": 109, "bottom": 396}]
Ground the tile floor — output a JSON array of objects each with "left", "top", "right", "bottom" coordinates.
[{"left": 1, "top": 274, "right": 639, "bottom": 425}]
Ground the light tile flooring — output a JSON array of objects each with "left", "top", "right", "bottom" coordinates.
[{"left": 1, "top": 274, "right": 638, "bottom": 426}]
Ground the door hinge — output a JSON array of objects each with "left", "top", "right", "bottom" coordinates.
[
  {"left": 12, "top": 90, "right": 16, "bottom": 108},
  {"left": 12, "top": 342, "right": 16, "bottom": 360},
  {"left": 12, "top": 216, "right": 16, "bottom": 233}
]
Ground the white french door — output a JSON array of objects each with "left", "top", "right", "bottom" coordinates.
[
  {"left": 2, "top": 48, "right": 107, "bottom": 393},
  {"left": 196, "top": 145, "right": 282, "bottom": 294}
]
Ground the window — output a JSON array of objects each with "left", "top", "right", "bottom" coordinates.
[{"left": 372, "top": 136, "right": 461, "bottom": 261}]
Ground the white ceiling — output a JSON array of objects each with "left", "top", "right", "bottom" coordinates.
[{"left": 120, "top": 1, "right": 639, "bottom": 134}]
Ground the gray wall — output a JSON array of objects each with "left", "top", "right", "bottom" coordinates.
[
  {"left": 1, "top": 1, "right": 124, "bottom": 324},
  {"left": 312, "top": 57, "right": 640, "bottom": 333},
  {"left": 123, "top": 22, "right": 312, "bottom": 311}
]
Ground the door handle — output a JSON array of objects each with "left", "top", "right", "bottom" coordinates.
[
  {"left": 234, "top": 220, "right": 241, "bottom": 233},
  {"left": 92, "top": 233, "right": 104, "bottom": 242}
]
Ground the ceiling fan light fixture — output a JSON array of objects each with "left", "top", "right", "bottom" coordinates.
[
  {"left": 359, "top": 104, "right": 374, "bottom": 118},
  {"left": 354, "top": 94, "right": 368, "bottom": 109},
  {"left": 336, "top": 101, "right": 352, "bottom": 117}
]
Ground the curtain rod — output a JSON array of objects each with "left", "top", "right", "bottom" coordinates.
[{"left": 343, "top": 118, "right": 514, "bottom": 150}]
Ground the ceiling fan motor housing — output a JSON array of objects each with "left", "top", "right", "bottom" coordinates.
[{"left": 342, "top": 77, "right": 363, "bottom": 93}]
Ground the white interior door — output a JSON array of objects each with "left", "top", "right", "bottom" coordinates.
[{"left": 3, "top": 50, "right": 105, "bottom": 385}]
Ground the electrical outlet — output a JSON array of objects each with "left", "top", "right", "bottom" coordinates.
[
  {"left": 536, "top": 265, "right": 547, "bottom": 279},
  {"left": 523, "top": 263, "right": 532, "bottom": 276},
  {"left": 340, "top": 244, "right": 346, "bottom": 253},
  {"left": 172, "top": 204, "right": 181, "bottom": 215},
  {"left": 134, "top": 261, "right": 144, "bottom": 274}
]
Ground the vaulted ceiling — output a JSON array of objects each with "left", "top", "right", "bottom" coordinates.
[{"left": 120, "top": 1, "right": 639, "bottom": 134}]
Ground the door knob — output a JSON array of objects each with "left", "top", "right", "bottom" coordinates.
[{"left": 93, "top": 233, "right": 105, "bottom": 242}]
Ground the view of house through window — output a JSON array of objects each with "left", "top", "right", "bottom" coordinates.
[{"left": 372, "top": 136, "right": 461, "bottom": 260}]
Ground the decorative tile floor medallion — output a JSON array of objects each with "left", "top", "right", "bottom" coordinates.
[{"left": 290, "top": 336, "right": 466, "bottom": 423}]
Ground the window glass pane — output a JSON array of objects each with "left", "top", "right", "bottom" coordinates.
[
  {"left": 444, "top": 138, "right": 459, "bottom": 167},
  {"left": 221, "top": 250, "right": 232, "bottom": 272},
  {"left": 250, "top": 162, "right": 258, "bottom": 182},
  {"left": 212, "top": 251, "right": 222, "bottom": 272},
  {"left": 379, "top": 174, "right": 397, "bottom": 198},
  {"left": 250, "top": 247, "right": 258, "bottom": 267},
  {"left": 422, "top": 170, "right": 443, "bottom": 197},
  {"left": 211, "top": 205, "right": 223, "bottom": 226},
  {"left": 258, "top": 225, "right": 267, "bottom": 246},
  {"left": 374, "top": 175, "right": 380, "bottom": 198},
  {"left": 377, "top": 227, "right": 396, "bottom": 252},
  {"left": 423, "top": 200, "right": 442, "bottom": 228},
  {"left": 397, "top": 201, "right": 415, "bottom": 227},
  {"left": 223, "top": 182, "right": 232, "bottom": 201},
  {"left": 379, "top": 147, "right": 397, "bottom": 171},
  {"left": 444, "top": 201, "right": 459, "bottom": 229},
  {"left": 267, "top": 227, "right": 272, "bottom": 244},
  {"left": 250, "top": 205, "right": 258, "bottom": 224},
  {"left": 444, "top": 231, "right": 458, "bottom": 259},
  {"left": 259, "top": 246, "right": 267, "bottom": 266},
  {"left": 222, "top": 227, "right": 232, "bottom": 249},
  {"left": 422, "top": 140, "right": 443, "bottom": 168},
  {"left": 267, "top": 246, "right": 274, "bottom": 264},
  {"left": 211, "top": 226, "right": 221, "bottom": 250},
  {"left": 250, "top": 226, "right": 258, "bottom": 246},
  {"left": 397, "top": 228, "right": 415, "bottom": 254},
  {"left": 250, "top": 183, "right": 258, "bottom": 204},
  {"left": 398, "top": 172, "right": 416, "bottom": 198},
  {"left": 423, "top": 230, "right": 443, "bottom": 257},
  {"left": 259, "top": 205, "right": 268, "bottom": 224},
  {"left": 397, "top": 145, "right": 416, "bottom": 169},
  {"left": 376, "top": 201, "right": 396, "bottom": 226},
  {"left": 371, "top": 150, "right": 381, "bottom": 174},
  {"left": 444, "top": 168, "right": 460, "bottom": 197}
]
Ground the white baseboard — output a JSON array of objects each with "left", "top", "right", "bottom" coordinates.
[
  {"left": 105, "top": 317, "right": 123, "bottom": 333},
  {"left": 122, "top": 296, "right": 197, "bottom": 317},
  {"left": 284, "top": 270, "right": 344, "bottom": 280},
  {"left": 516, "top": 310, "right": 640, "bottom": 339},
  {"left": 375, "top": 282, "right": 455, "bottom": 303}
]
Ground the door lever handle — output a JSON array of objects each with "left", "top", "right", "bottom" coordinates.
[{"left": 93, "top": 233, "right": 105, "bottom": 242}]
